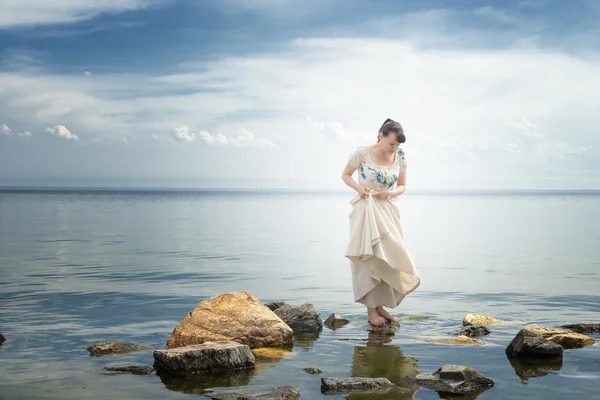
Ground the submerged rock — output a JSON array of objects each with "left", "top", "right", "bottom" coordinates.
[
  {"left": 414, "top": 364, "right": 494, "bottom": 395},
  {"left": 103, "top": 365, "right": 154, "bottom": 375},
  {"left": 560, "top": 323, "right": 600, "bottom": 334},
  {"left": 303, "top": 367, "right": 324, "bottom": 375},
  {"left": 321, "top": 377, "right": 396, "bottom": 394},
  {"left": 505, "top": 328, "right": 563, "bottom": 358},
  {"left": 524, "top": 324, "right": 595, "bottom": 349},
  {"left": 0, "top": 333, "right": 5, "bottom": 344},
  {"left": 207, "top": 385, "right": 300, "bottom": 400},
  {"left": 87, "top": 341, "right": 149, "bottom": 356},
  {"left": 458, "top": 324, "right": 491, "bottom": 337},
  {"left": 273, "top": 303, "right": 323, "bottom": 334},
  {"left": 462, "top": 314, "right": 501, "bottom": 326},
  {"left": 324, "top": 313, "right": 350, "bottom": 329},
  {"left": 154, "top": 341, "right": 255, "bottom": 375},
  {"left": 429, "top": 335, "right": 483, "bottom": 345},
  {"left": 166, "top": 290, "right": 293, "bottom": 349}
]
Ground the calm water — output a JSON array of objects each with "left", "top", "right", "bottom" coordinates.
[{"left": 1, "top": 189, "right": 599, "bottom": 400}]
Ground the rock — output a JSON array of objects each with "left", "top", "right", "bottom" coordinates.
[
  {"left": 166, "top": 291, "right": 293, "bottom": 349},
  {"left": 367, "top": 319, "right": 400, "bottom": 335},
  {"left": 0, "top": 333, "right": 5, "bottom": 344},
  {"left": 505, "top": 328, "right": 563, "bottom": 358},
  {"left": 250, "top": 347, "right": 292, "bottom": 363},
  {"left": 561, "top": 323, "right": 600, "bottom": 334},
  {"left": 264, "top": 302, "right": 286, "bottom": 312},
  {"left": 415, "top": 364, "right": 494, "bottom": 395},
  {"left": 429, "top": 335, "right": 484, "bottom": 345},
  {"left": 324, "top": 313, "right": 350, "bottom": 329},
  {"left": 462, "top": 314, "right": 501, "bottom": 326},
  {"left": 458, "top": 324, "right": 491, "bottom": 337},
  {"left": 320, "top": 377, "right": 396, "bottom": 394},
  {"left": 207, "top": 386, "right": 300, "bottom": 400},
  {"left": 103, "top": 365, "right": 154, "bottom": 375},
  {"left": 524, "top": 324, "right": 595, "bottom": 349},
  {"left": 303, "top": 367, "right": 323, "bottom": 375},
  {"left": 154, "top": 341, "right": 255, "bottom": 375},
  {"left": 273, "top": 303, "right": 323, "bottom": 334},
  {"left": 87, "top": 341, "right": 149, "bottom": 356}
]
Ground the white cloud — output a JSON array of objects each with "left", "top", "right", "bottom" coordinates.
[
  {"left": 170, "top": 125, "right": 196, "bottom": 142},
  {"left": 1, "top": 124, "right": 11, "bottom": 136},
  {"left": 46, "top": 125, "right": 79, "bottom": 140},
  {"left": 19, "top": 131, "right": 32, "bottom": 138},
  {"left": 0, "top": 0, "right": 166, "bottom": 29},
  {"left": 171, "top": 125, "right": 276, "bottom": 148}
]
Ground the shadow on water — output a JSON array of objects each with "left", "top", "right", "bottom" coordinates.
[
  {"left": 155, "top": 367, "right": 256, "bottom": 396},
  {"left": 507, "top": 356, "right": 563, "bottom": 384}
]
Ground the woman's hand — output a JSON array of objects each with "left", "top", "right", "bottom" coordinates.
[
  {"left": 372, "top": 189, "right": 390, "bottom": 200},
  {"left": 356, "top": 186, "right": 371, "bottom": 199}
]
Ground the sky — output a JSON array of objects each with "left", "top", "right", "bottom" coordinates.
[{"left": 0, "top": 0, "right": 599, "bottom": 190}]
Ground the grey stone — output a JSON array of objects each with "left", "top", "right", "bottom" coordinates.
[
  {"left": 324, "top": 313, "right": 350, "bottom": 329},
  {"left": 415, "top": 364, "right": 494, "bottom": 395},
  {"left": 87, "top": 341, "right": 149, "bottom": 356},
  {"left": 207, "top": 385, "right": 300, "bottom": 400},
  {"left": 320, "top": 377, "right": 396, "bottom": 394},
  {"left": 367, "top": 319, "right": 400, "bottom": 335},
  {"left": 264, "top": 302, "right": 287, "bottom": 312},
  {"left": 505, "top": 329, "right": 563, "bottom": 359},
  {"left": 153, "top": 341, "right": 255, "bottom": 375},
  {"left": 458, "top": 324, "right": 491, "bottom": 337},
  {"left": 303, "top": 367, "right": 324, "bottom": 375},
  {"left": 0, "top": 333, "right": 5, "bottom": 344},
  {"left": 560, "top": 323, "right": 600, "bottom": 334},
  {"left": 274, "top": 303, "right": 323, "bottom": 334},
  {"left": 103, "top": 365, "right": 154, "bottom": 375}
]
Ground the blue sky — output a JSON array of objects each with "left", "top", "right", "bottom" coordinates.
[{"left": 1, "top": 0, "right": 599, "bottom": 189}]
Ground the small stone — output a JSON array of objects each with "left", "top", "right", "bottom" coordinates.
[
  {"left": 87, "top": 341, "right": 149, "bottom": 356},
  {"left": 153, "top": 341, "right": 255, "bottom": 375},
  {"left": 560, "top": 323, "right": 600, "bottom": 334},
  {"left": 320, "top": 377, "right": 396, "bottom": 394},
  {"left": 429, "top": 335, "right": 484, "bottom": 345},
  {"left": 207, "top": 386, "right": 300, "bottom": 400},
  {"left": 505, "top": 328, "right": 563, "bottom": 358},
  {"left": 367, "top": 319, "right": 399, "bottom": 335},
  {"left": 458, "top": 324, "right": 491, "bottom": 337},
  {"left": 103, "top": 365, "right": 154, "bottom": 375},
  {"left": 524, "top": 324, "right": 595, "bottom": 349},
  {"left": 264, "top": 301, "right": 286, "bottom": 312},
  {"left": 0, "top": 333, "right": 5, "bottom": 344},
  {"left": 303, "top": 367, "right": 324, "bottom": 375},
  {"left": 324, "top": 313, "right": 350, "bottom": 329},
  {"left": 274, "top": 303, "right": 323, "bottom": 334},
  {"left": 415, "top": 364, "right": 494, "bottom": 394},
  {"left": 462, "top": 314, "right": 501, "bottom": 326}
]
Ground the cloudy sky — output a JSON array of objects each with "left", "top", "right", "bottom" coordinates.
[{"left": 0, "top": 0, "right": 599, "bottom": 190}]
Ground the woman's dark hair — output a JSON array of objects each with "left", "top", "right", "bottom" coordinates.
[{"left": 377, "top": 118, "right": 405, "bottom": 144}]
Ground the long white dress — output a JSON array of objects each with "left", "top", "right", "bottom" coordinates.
[{"left": 345, "top": 145, "right": 420, "bottom": 308}]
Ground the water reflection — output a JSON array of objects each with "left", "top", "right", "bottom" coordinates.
[
  {"left": 156, "top": 367, "right": 256, "bottom": 395},
  {"left": 507, "top": 356, "right": 563, "bottom": 384}
]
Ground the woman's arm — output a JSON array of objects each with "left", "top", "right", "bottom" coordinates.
[{"left": 342, "top": 162, "right": 370, "bottom": 198}]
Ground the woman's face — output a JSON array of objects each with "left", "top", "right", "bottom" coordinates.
[{"left": 380, "top": 132, "right": 400, "bottom": 150}]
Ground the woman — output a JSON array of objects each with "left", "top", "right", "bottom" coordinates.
[{"left": 341, "top": 118, "right": 420, "bottom": 327}]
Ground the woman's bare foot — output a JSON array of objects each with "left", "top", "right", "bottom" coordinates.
[
  {"left": 376, "top": 306, "right": 396, "bottom": 323},
  {"left": 367, "top": 308, "right": 386, "bottom": 327}
]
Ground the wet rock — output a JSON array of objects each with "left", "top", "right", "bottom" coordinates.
[
  {"left": 525, "top": 324, "right": 595, "bottom": 349},
  {"left": 414, "top": 364, "right": 494, "bottom": 395},
  {"left": 264, "top": 302, "right": 286, "bottom": 312},
  {"left": 0, "top": 333, "right": 5, "bottom": 344},
  {"left": 367, "top": 319, "right": 399, "bottom": 335},
  {"left": 320, "top": 377, "right": 396, "bottom": 394},
  {"left": 505, "top": 328, "right": 563, "bottom": 358},
  {"left": 458, "top": 324, "right": 491, "bottom": 337},
  {"left": 103, "top": 365, "right": 154, "bottom": 375},
  {"left": 273, "top": 303, "right": 323, "bottom": 334},
  {"left": 250, "top": 347, "right": 292, "bottom": 363},
  {"left": 429, "top": 335, "right": 483, "bottom": 345},
  {"left": 207, "top": 386, "right": 300, "bottom": 400},
  {"left": 303, "top": 367, "right": 324, "bottom": 375},
  {"left": 87, "top": 341, "right": 149, "bottom": 356},
  {"left": 324, "top": 313, "right": 350, "bottom": 329},
  {"left": 560, "top": 323, "right": 600, "bottom": 334},
  {"left": 166, "top": 290, "right": 293, "bottom": 349},
  {"left": 462, "top": 314, "right": 501, "bottom": 326},
  {"left": 154, "top": 341, "right": 255, "bottom": 375}
]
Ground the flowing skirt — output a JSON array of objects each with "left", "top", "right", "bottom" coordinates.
[{"left": 345, "top": 194, "right": 420, "bottom": 308}]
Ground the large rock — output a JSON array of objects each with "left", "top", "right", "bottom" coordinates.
[
  {"left": 273, "top": 303, "right": 323, "bottom": 334},
  {"left": 324, "top": 313, "right": 350, "bottom": 329},
  {"left": 561, "top": 323, "right": 600, "bottom": 334},
  {"left": 505, "top": 328, "right": 563, "bottom": 358},
  {"left": 320, "top": 377, "right": 396, "bottom": 394},
  {"left": 458, "top": 324, "right": 491, "bottom": 337},
  {"left": 415, "top": 364, "right": 494, "bottom": 395},
  {"left": 525, "top": 324, "right": 595, "bottom": 349},
  {"left": 207, "top": 386, "right": 300, "bottom": 400},
  {"left": 87, "top": 341, "right": 149, "bottom": 356},
  {"left": 462, "top": 314, "right": 501, "bottom": 326},
  {"left": 166, "top": 291, "right": 293, "bottom": 349},
  {"left": 154, "top": 341, "right": 255, "bottom": 375}
]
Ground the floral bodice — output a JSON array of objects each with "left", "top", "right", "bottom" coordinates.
[{"left": 348, "top": 145, "right": 407, "bottom": 190}]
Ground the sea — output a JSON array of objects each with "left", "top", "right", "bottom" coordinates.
[{"left": 1, "top": 188, "right": 599, "bottom": 400}]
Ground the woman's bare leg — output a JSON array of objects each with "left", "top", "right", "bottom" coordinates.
[{"left": 367, "top": 307, "right": 386, "bottom": 326}]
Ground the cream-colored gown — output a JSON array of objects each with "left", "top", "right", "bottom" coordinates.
[{"left": 345, "top": 145, "right": 420, "bottom": 308}]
